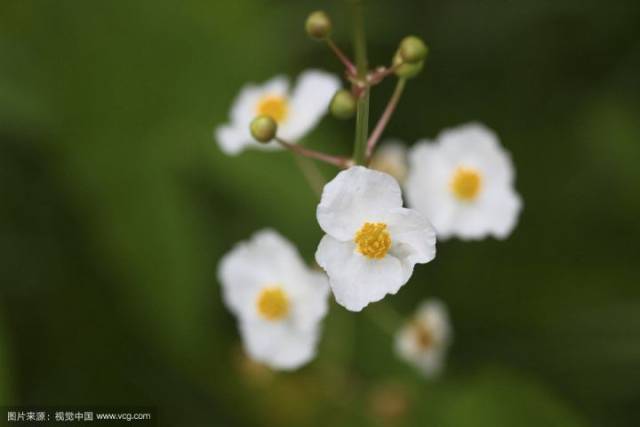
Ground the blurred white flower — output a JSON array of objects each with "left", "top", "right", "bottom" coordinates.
[
  {"left": 215, "top": 70, "right": 340, "bottom": 155},
  {"left": 369, "top": 141, "right": 408, "bottom": 183},
  {"left": 406, "top": 123, "right": 522, "bottom": 240},
  {"left": 315, "top": 166, "right": 437, "bottom": 312},
  {"left": 395, "top": 299, "right": 451, "bottom": 377},
  {"left": 218, "top": 229, "right": 330, "bottom": 370}
]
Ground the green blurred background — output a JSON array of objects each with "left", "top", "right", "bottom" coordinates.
[{"left": 1, "top": 0, "right": 639, "bottom": 426}]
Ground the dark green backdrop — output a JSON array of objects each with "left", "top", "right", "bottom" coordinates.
[{"left": 1, "top": 0, "right": 639, "bottom": 426}]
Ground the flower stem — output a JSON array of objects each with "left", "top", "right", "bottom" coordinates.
[
  {"left": 292, "top": 155, "right": 325, "bottom": 198},
  {"left": 366, "top": 77, "right": 407, "bottom": 160},
  {"left": 351, "top": 0, "right": 370, "bottom": 166},
  {"left": 275, "top": 137, "right": 350, "bottom": 168},
  {"left": 367, "top": 62, "right": 402, "bottom": 85},
  {"left": 366, "top": 302, "right": 404, "bottom": 336},
  {"left": 327, "top": 39, "right": 357, "bottom": 76}
]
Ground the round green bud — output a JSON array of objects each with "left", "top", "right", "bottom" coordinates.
[
  {"left": 305, "top": 11, "right": 332, "bottom": 40},
  {"left": 393, "top": 51, "right": 424, "bottom": 79},
  {"left": 250, "top": 115, "right": 277, "bottom": 143},
  {"left": 330, "top": 89, "right": 357, "bottom": 119},
  {"left": 399, "top": 35, "right": 428, "bottom": 63}
]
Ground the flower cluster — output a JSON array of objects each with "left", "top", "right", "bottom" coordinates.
[{"left": 213, "top": 9, "right": 522, "bottom": 373}]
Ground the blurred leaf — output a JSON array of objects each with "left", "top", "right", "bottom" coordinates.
[
  {"left": 580, "top": 99, "right": 640, "bottom": 210},
  {"left": 415, "top": 369, "right": 589, "bottom": 427}
]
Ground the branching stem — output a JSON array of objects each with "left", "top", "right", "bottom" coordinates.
[
  {"left": 366, "top": 77, "right": 407, "bottom": 160},
  {"left": 276, "top": 137, "right": 350, "bottom": 169},
  {"left": 327, "top": 39, "right": 357, "bottom": 76}
]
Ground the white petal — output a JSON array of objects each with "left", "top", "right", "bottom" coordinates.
[
  {"left": 385, "top": 207, "right": 437, "bottom": 282},
  {"left": 405, "top": 141, "right": 457, "bottom": 237},
  {"left": 315, "top": 235, "right": 405, "bottom": 311},
  {"left": 415, "top": 349, "right": 446, "bottom": 377},
  {"left": 214, "top": 123, "right": 281, "bottom": 155},
  {"left": 394, "top": 322, "right": 421, "bottom": 361},
  {"left": 486, "top": 188, "right": 522, "bottom": 239},
  {"left": 394, "top": 299, "right": 451, "bottom": 378},
  {"left": 394, "top": 323, "right": 445, "bottom": 377},
  {"left": 214, "top": 76, "right": 288, "bottom": 155},
  {"left": 438, "top": 122, "right": 514, "bottom": 185},
  {"left": 230, "top": 76, "right": 289, "bottom": 125},
  {"left": 416, "top": 299, "right": 452, "bottom": 346},
  {"left": 240, "top": 320, "right": 320, "bottom": 370},
  {"left": 218, "top": 243, "right": 269, "bottom": 318},
  {"left": 369, "top": 141, "right": 409, "bottom": 183},
  {"left": 317, "top": 166, "right": 403, "bottom": 241},
  {"left": 214, "top": 124, "right": 251, "bottom": 156},
  {"left": 405, "top": 123, "right": 522, "bottom": 240},
  {"left": 446, "top": 186, "right": 522, "bottom": 240},
  {"left": 279, "top": 70, "right": 340, "bottom": 141},
  {"left": 289, "top": 270, "right": 330, "bottom": 331},
  {"left": 217, "top": 229, "right": 309, "bottom": 320}
]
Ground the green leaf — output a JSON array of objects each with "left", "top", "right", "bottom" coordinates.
[{"left": 414, "top": 369, "right": 589, "bottom": 427}]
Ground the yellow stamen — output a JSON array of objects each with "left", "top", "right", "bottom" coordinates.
[
  {"left": 450, "top": 166, "right": 482, "bottom": 201},
  {"left": 256, "top": 286, "right": 289, "bottom": 321},
  {"left": 413, "top": 321, "right": 434, "bottom": 350},
  {"left": 256, "top": 95, "right": 288, "bottom": 123},
  {"left": 355, "top": 222, "right": 392, "bottom": 259}
]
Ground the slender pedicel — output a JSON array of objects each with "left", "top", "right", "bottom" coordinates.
[
  {"left": 366, "top": 78, "right": 407, "bottom": 160},
  {"left": 276, "top": 137, "right": 351, "bottom": 169}
]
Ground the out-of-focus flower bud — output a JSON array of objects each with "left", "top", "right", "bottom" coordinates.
[
  {"left": 305, "top": 11, "right": 332, "bottom": 40},
  {"left": 399, "top": 35, "right": 428, "bottom": 63},
  {"left": 330, "top": 89, "right": 357, "bottom": 119},
  {"left": 393, "top": 51, "right": 424, "bottom": 79},
  {"left": 250, "top": 115, "right": 277, "bottom": 143}
]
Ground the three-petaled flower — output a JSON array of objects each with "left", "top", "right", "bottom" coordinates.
[
  {"left": 315, "top": 166, "right": 437, "bottom": 312},
  {"left": 394, "top": 299, "right": 452, "bottom": 377},
  {"left": 215, "top": 70, "right": 340, "bottom": 155},
  {"left": 218, "top": 229, "right": 330, "bottom": 370},
  {"left": 406, "top": 123, "right": 522, "bottom": 240}
]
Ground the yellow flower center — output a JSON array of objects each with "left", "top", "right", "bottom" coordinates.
[
  {"left": 450, "top": 167, "right": 482, "bottom": 201},
  {"left": 256, "top": 286, "right": 289, "bottom": 321},
  {"left": 354, "top": 222, "right": 392, "bottom": 259},
  {"left": 256, "top": 95, "right": 289, "bottom": 123}
]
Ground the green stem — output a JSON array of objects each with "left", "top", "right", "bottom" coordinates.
[
  {"left": 353, "top": 91, "right": 369, "bottom": 165},
  {"left": 352, "top": 0, "right": 368, "bottom": 74},
  {"left": 366, "top": 302, "right": 405, "bottom": 336},
  {"left": 275, "top": 137, "right": 350, "bottom": 168},
  {"left": 366, "top": 77, "right": 407, "bottom": 160},
  {"left": 351, "top": 0, "right": 369, "bottom": 165},
  {"left": 292, "top": 155, "right": 325, "bottom": 198}
]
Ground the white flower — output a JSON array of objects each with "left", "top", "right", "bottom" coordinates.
[
  {"left": 215, "top": 70, "right": 340, "bottom": 155},
  {"left": 394, "top": 299, "right": 451, "bottom": 377},
  {"left": 406, "top": 123, "right": 523, "bottom": 240},
  {"left": 315, "top": 166, "right": 437, "bottom": 312},
  {"left": 218, "top": 229, "right": 330, "bottom": 370},
  {"left": 369, "top": 141, "right": 409, "bottom": 184}
]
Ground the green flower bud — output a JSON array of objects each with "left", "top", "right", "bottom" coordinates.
[
  {"left": 393, "top": 51, "right": 424, "bottom": 79},
  {"left": 330, "top": 89, "right": 357, "bottom": 119},
  {"left": 250, "top": 115, "right": 277, "bottom": 143},
  {"left": 399, "top": 35, "right": 428, "bottom": 63},
  {"left": 305, "top": 11, "right": 332, "bottom": 40}
]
